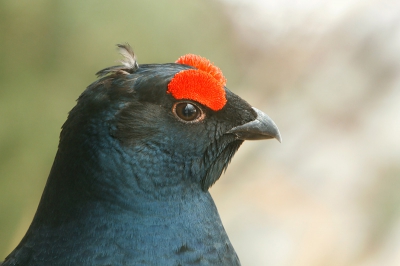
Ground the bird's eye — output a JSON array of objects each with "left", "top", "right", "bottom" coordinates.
[{"left": 173, "top": 102, "right": 203, "bottom": 122}]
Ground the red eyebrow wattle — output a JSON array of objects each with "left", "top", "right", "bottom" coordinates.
[
  {"left": 167, "top": 54, "right": 227, "bottom": 111},
  {"left": 175, "top": 54, "right": 226, "bottom": 86}
]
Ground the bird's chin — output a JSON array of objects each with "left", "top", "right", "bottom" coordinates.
[{"left": 201, "top": 138, "right": 243, "bottom": 191}]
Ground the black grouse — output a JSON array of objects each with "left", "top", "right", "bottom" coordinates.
[{"left": 2, "top": 44, "right": 281, "bottom": 266}]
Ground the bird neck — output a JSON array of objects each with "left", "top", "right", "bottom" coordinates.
[
  {"left": 31, "top": 126, "right": 211, "bottom": 227},
  {"left": 15, "top": 150, "right": 235, "bottom": 265}
]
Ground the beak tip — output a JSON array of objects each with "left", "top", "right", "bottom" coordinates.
[{"left": 275, "top": 133, "right": 282, "bottom": 143}]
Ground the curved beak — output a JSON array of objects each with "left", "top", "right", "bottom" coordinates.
[{"left": 227, "top": 107, "right": 282, "bottom": 142}]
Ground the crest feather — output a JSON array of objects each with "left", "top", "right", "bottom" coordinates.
[
  {"left": 96, "top": 43, "right": 139, "bottom": 77},
  {"left": 117, "top": 43, "right": 138, "bottom": 70}
]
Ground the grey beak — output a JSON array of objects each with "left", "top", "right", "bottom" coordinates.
[{"left": 227, "top": 107, "right": 282, "bottom": 142}]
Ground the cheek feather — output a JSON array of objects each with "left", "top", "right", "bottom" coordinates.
[{"left": 167, "top": 54, "right": 227, "bottom": 111}]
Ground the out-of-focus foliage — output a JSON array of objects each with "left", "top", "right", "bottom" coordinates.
[
  {"left": 215, "top": 0, "right": 400, "bottom": 265},
  {"left": 1, "top": 0, "right": 400, "bottom": 265}
]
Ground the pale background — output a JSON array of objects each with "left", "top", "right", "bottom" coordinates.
[{"left": 1, "top": 1, "right": 399, "bottom": 265}]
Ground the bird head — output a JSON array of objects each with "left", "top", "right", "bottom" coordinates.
[
  {"left": 58, "top": 44, "right": 281, "bottom": 202},
  {"left": 2, "top": 44, "right": 281, "bottom": 266}
]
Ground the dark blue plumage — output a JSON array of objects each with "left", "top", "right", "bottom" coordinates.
[{"left": 2, "top": 45, "right": 280, "bottom": 266}]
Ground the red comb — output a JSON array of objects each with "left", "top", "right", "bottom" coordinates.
[
  {"left": 176, "top": 54, "right": 227, "bottom": 86},
  {"left": 167, "top": 54, "right": 227, "bottom": 111}
]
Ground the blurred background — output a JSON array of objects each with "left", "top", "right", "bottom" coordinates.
[{"left": 1, "top": 0, "right": 399, "bottom": 265}]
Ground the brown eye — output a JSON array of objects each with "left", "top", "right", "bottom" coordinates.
[{"left": 173, "top": 102, "right": 203, "bottom": 122}]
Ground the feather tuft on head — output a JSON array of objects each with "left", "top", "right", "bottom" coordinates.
[
  {"left": 96, "top": 43, "right": 139, "bottom": 77},
  {"left": 117, "top": 43, "right": 138, "bottom": 70}
]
